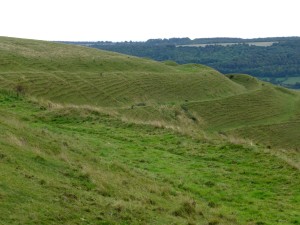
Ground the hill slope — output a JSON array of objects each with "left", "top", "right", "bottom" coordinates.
[
  {"left": 0, "top": 37, "right": 245, "bottom": 107},
  {"left": 0, "top": 37, "right": 300, "bottom": 224},
  {"left": 1, "top": 37, "right": 299, "bottom": 149},
  {"left": 1, "top": 90, "right": 299, "bottom": 225},
  {"left": 81, "top": 37, "right": 300, "bottom": 89}
]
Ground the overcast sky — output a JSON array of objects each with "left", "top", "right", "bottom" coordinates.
[{"left": 1, "top": 0, "right": 299, "bottom": 41}]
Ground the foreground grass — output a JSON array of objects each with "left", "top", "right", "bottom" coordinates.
[{"left": 0, "top": 91, "right": 299, "bottom": 225}]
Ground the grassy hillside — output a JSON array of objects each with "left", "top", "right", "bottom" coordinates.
[
  {"left": 187, "top": 86, "right": 296, "bottom": 131},
  {"left": 0, "top": 37, "right": 245, "bottom": 107},
  {"left": 1, "top": 91, "right": 299, "bottom": 225},
  {"left": 0, "top": 37, "right": 300, "bottom": 224},
  {"left": 228, "top": 95, "right": 300, "bottom": 150},
  {"left": 1, "top": 37, "right": 299, "bottom": 149},
  {"left": 183, "top": 74, "right": 300, "bottom": 148}
]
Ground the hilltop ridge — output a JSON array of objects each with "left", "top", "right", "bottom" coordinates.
[{"left": 0, "top": 36, "right": 246, "bottom": 106}]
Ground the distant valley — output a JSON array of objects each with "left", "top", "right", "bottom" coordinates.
[{"left": 64, "top": 37, "right": 300, "bottom": 89}]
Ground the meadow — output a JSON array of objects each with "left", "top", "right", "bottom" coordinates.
[{"left": 1, "top": 91, "right": 299, "bottom": 225}]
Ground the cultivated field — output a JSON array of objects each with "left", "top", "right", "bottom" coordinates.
[{"left": 176, "top": 41, "right": 277, "bottom": 47}]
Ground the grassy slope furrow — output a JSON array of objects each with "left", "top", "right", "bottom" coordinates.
[
  {"left": 228, "top": 97, "right": 300, "bottom": 150},
  {"left": 0, "top": 37, "right": 246, "bottom": 107},
  {"left": 187, "top": 86, "right": 296, "bottom": 131}
]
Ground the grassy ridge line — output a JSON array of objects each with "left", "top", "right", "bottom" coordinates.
[
  {"left": 225, "top": 74, "right": 263, "bottom": 91},
  {"left": 0, "top": 36, "right": 221, "bottom": 74},
  {"left": 0, "top": 36, "right": 246, "bottom": 106},
  {"left": 0, "top": 36, "right": 177, "bottom": 73}
]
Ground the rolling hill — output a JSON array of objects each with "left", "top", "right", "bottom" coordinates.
[
  {"left": 0, "top": 37, "right": 246, "bottom": 107},
  {"left": 1, "top": 37, "right": 299, "bottom": 149},
  {"left": 0, "top": 37, "right": 299, "bottom": 225}
]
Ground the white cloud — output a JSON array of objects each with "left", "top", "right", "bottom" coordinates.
[{"left": 0, "top": 0, "right": 299, "bottom": 41}]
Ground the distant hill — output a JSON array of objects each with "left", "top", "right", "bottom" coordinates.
[
  {"left": 0, "top": 37, "right": 299, "bottom": 225},
  {"left": 65, "top": 37, "right": 300, "bottom": 89}
]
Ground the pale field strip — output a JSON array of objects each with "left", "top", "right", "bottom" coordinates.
[{"left": 177, "top": 41, "right": 277, "bottom": 47}]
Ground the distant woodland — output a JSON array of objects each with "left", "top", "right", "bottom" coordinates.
[{"left": 63, "top": 37, "right": 300, "bottom": 89}]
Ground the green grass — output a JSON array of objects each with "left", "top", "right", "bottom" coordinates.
[
  {"left": 1, "top": 37, "right": 299, "bottom": 150},
  {"left": 1, "top": 37, "right": 300, "bottom": 224},
  {"left": 187, "top": 86, "right": 297, "bottom": 130},
  {"left": 227, "top": 96, "right": 300, "bottom": 150},
  {"left": 226, "top": 74, "right": 262, "bottom": 91},
  {"left": 184, "top": 75, "right": 300, "bottom": 148},
  {"left": 0, "top": 91, "right": 299, "bottom": 225},
  {"left": 0, "top": 36, "right": 245, "bottom": 107}
]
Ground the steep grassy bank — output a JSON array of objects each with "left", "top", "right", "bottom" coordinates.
[{"left": 0, "top": 91, "right": 299, "bottom": 225}]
